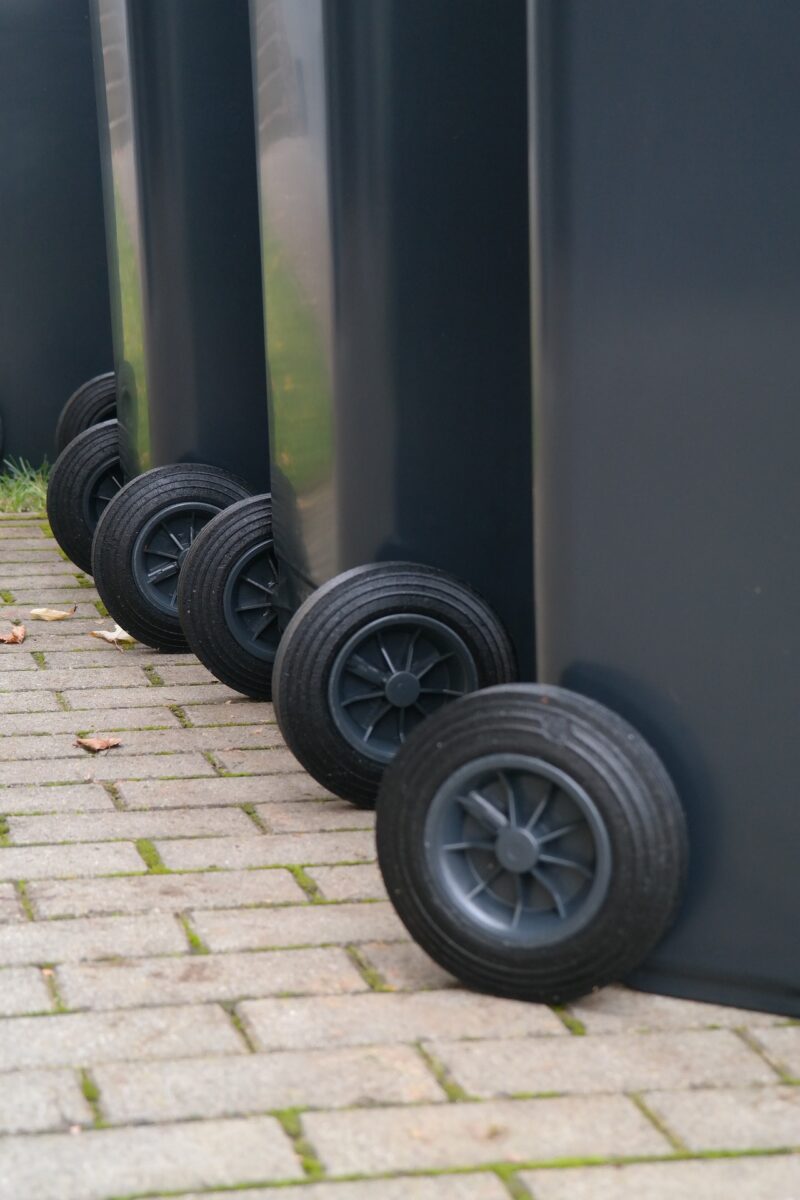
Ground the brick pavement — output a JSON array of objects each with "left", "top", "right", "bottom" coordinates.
[{"left": 0, "top": 513, "right": 797, "bottom": 1200}]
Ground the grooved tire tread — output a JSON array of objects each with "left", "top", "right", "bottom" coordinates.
[
  {"left": 46, "top": 420, "right": 121, "bottom": 574},
  {"left": 55, "top": 373, "right": 117, "bottom": 455}
]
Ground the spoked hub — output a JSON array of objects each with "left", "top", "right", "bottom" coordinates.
[
  {"left": 83, "top": 461, "right": 124, "bottom": 530},
  {"left": 425, "top": 753, "right": 612, "bottom": 945},
  {"left": 132, "top": 501, "right": 219, "bottom": 614},
  {"left": 222, "top": 539, "right": 280, "bottom": 662},
  {"left": 329, "top": 614, "right": 479, "bottom": 764}
]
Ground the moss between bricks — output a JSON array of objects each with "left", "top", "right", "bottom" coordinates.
[
  {"left": 135, "top": 838, "right": 169, "bottom": 873},
  {"left": 273, "top": 1108, "right": 326, "bottom": 1179}
]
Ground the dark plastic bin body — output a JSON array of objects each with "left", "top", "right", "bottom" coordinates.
[
  {"left": 529, "top": 0, "right": 800, "bottom": 1014},
  {"left": 91, "top": 0, "right": 269, "bottom": 490},
  {"left": 251, "top": 0, "right": 534, "bottom": 674},
  {"left": 0, "top": 0, "right": 112, "bottom": 465}
]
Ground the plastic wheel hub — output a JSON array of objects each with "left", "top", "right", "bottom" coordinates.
[
  {"left": 328, "top": 613, "right": 479, "bottom": 765},
  {"left": 424, "top": 753, "right": 613, "bottom": 947},
  {"left": 82, "top": 459, "right": 123, "bottom": 531},
  {"left": 132, "top": 501, "right": 220, "bottom": 615},
  {"left": 222, "top": 539, "right": 280, "bottom": 663}
]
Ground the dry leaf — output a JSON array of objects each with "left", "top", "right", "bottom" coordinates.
[
  {"left": 89, "top": 624, "right": 135, "bottom": 647},
  {"left": 30, "top": 605, "right": 77, "bottom": 622},
  {"left": 0, "top": 625, "right": 25, "bottom": 645},
  {"left": 74, "top": 737, "right": 121, "bottom": 754}
]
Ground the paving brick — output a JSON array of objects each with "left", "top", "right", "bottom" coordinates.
[
  {"left": 59, "top": 947, "right": 367, "bottom": 1009},
  {"left": 360, "top": 941, "right": 455, "bottom": 991},
  {"left": 0, "top": 784, "right": 115, "bottom": 814},
  {"left": 568, "top": 983, "right": 785, "bottom": 1033},
  {"left": 151, "top": 663, "right": 221, "bottom": 686},
  {"left": 0, "top": 528, "right": 46, "bottom": 538},
  {"left": 193, "top": 901, "right": 407, "bottom": 952},
  {"left": 28, "top": 867, "right": 305, "bottom": 918},
  {"left": 0, "top": 655, "right": 37, "bottom": 672},
  {"left": 256, "top": 800, "right": 375, "bottom": 835},
  {"left": 0, "top": 667, "right": 152, "bottom": 692},
  {"left": 0, "top": 540, "right": 58, "bottom": 553},
  {"left": 8, "top": 806, "right": 254, "bottom": 844},
  {"left": 0, "top": 967, "right": 52, "bottom": 1015},
  {"left": 0, "top": 913, "right": 185, "bottom": 966},
  {"left": 521, "top": 1155, "right": 800, "bottom": 1200},
  {"left": 154, "top": 1182, "right": 508, "bottom": 1200},
  {"left": 0, "top": 1069, "right": 91, "bottom": 1134},
  {"left": 215, "top": 747, "right": 304, "bottom": 775},
  {"left": 428, "top": 1029, "right": 776, "bottom": 1097},
  {"left": 0, "top": 1116, "right": 301, "bottom": 1199},
  {"left": 0, "top": 1004, "right": 245, "bottom": 1070},
  {"left": 10, "top": 591, "right": 96, "bottom": 607},
  {"left": 157, "top": 831, "right": 375, "bottom": 871},
  {"left": 0, "top": 751, "right": 215, "bottom": 786},
  {"left": 120, "top": 773, "right": 333, "bottom": 808},
  {"left": 183, "top": 700, "right": 276, "bottom": 726},
  {"left": 0, "top": 841, "right": 144, "bottom": 881},
  {"left": 646, "top": 1085, "right": 800, "bottom": 1151},
  {"left": 0, "top": 883, "right": 23, "bottom": 923},
  {"left": 241, "top": 990, "right": 566, "bottom": 1052},
  {"left": 753, "top": 1025, "right": 800, "bottom": 1079},
  {"left": 0, "top": 723, "right": 281, "bottom": 762},
  {"left": 312, "top": 864, "right": 387, "bottom": 902},
  {"left": 64, "top": 682, "right": 243, "bottom": 709},
  {"left": 0, "top": 562, "right": 76, "bottom": 576},
  {"left": 0, "top": 692, "right": 60, "bottom": 715},
  {"left": 3, "top": 709, "right": 180, "bottom": 740},
  {"left": 304, "top": 1095, "right": 668, "bottom": 1173},
  {"left": 97, "top": 1043, "right": 443, "bottom": 1124}
]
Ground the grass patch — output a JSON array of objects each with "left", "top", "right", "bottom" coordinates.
[{"left": 0, "top": 458, "right": 49, "bottom": 513}]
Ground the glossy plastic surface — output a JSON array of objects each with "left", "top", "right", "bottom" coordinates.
[
  {"left": 251, "top": 0, "right": 534, "bottom": 673},
  {"left": 530, "top": 0, "right": 800, "bottom": 1014},
  {"left": 0, "top": 0, "right": 112, "bottom": 465},
  {"left": 92, "top": 0, "right": 269, "bottom": 488}
]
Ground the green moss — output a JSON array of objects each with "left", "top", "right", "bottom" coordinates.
[
  {"left": 14, "top": 880, "right": 35, "bottom": 920},
  {"left": 551, "top": 1005, "right": 586, "bottom": 1035},
  {"left": 416, "top": 1042, "right": 472, "bottom": 1102},
  {"left": 273, "top": 1108, "right": 326, "bottom": 1180},
  {"left": 287, "top": 865, "right": 324, "bottom": 903},
  {"left": 0, "top": 590, "right": 14, "bottom": 604},
  {"left": 135, "top": 838, "right": 169, "bottom": 873},
  {"left": 168, "top": 703, "right": 192, "bottom": 729},
  {"left": 31, "top": 651, "right": 47, "bottom": 669},
  {"left": 142, "top": 664, "right": 164, "bottom": 686},
  {"left": 178, "top": 913, "right": 210, "bottom": 955},
  {"left": 346, "top": 944, "right": 391, "bottom": 992},
  {"left": 54, "top": 691, "right": 71, "bottom": 711},
  {"left": 94, "top": 599, "right": 109, "bottom": 618}
]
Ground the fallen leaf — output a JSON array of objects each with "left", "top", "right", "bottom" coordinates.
[
  {"left": 74, "top": 737, "right": 121, "bottom": 754},
  {"left": 30, "top": 605, "right": 77, "bottom": 622},
  {"left": 0, "top": 625, "right": 25, "bottom": 644},
  {"left": 89, "top": 624, "right": 135, "bottom": 647}
]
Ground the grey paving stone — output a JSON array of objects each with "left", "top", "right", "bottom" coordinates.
[
  {"left": 0, "top": 655, "right": 37, "bottom": 672},
  {"left": 63, "top": 682, "right": 243, "bottom": 709},
  {"left": 215, "top": 748, "right": 304, "bottom": 775},
  {"left": 0, "top": 1069, "right": 91, "bottom": 1134},
  {"left": 153, "top": 663, "right": 221, "bottom": 686},
  {"left": 241, "top": 990, "right": 567, "bottom": 1052},
  {"left": 0, "top": 562, "right": 78, "bottom": 576},
  {"left": 157, "top": 830, "right": 375, "bottom": 871},
  {"left": 0, "top": 884, "right": 23, "bottom": 923},
  {"left": 183, "top": 700, "right": 276, "bottom": 725},
  {"left": 256, "top": 801, "right": 375, "bottom": 835},
  {"left": 0, "top": 692, "right": 60, "bottom": 715},
  {"left": 568, "top": 983, "right": 785, "bottom": 1033},
  {"left": 0, "top": 784, "right": 115, "bottom": 814},
  {"left": 0, "top": 967, "right": 52, "bottom": 1015},
  {"left": 97, "top": 1043, "right": 443, "bottom": 1124},
  {"left": 0, "top": 841, "right": 144, "bottom": 881},
  {"left": 28, "top": 867, "right": 305, "bottom": 918},
  {"left": 646, "top": 1085, "right": 800, "bottom": 1151},
  {"left": 0, "top": 528, "right": 46, "bottom": 538},
  {"left": 0, "top": 540, "right": 58, "bottom": 553},
  {"left": 120, "top": 773, "right": 333, "bottom": 808},
  {"left": 8, "top": 806, "right": 254, "bottom": 844},
  {"left": 0, "top": 724, "right": 282, "bottom": 763},
  {"left": 59, "top": 947, "right": 367, "bottom": 1009},
  {"left": 9, "top": 591, "right": 96, "bottom": 607},
  {"left": 193, "top": 901, "right": 408, "bottom": 952},
  {"left": 0, "top": 1116, "right": 301, "bottom": 1199},
  {"left": 0, "top": 913, "right": 185, "bottom": 966},
  {"left": 0, "top": 1004, "right": 245, "bottom": 1070},
  {"left": 312, "top": 864, "right": 387, "bottom": 902},
  {"left": 360, "top": 941, "right": 456, "bottom": 991},
  {"left": 0, "top": 750, "right": 216, "bottom": 786},
  {"left": 0, "top": 667, "right": 151, "bottom": 692},
  {"left": 304, "top": 1095, "right": 668, "bottom": 1174},
  {"left": 154, "top": 1183, "right": 508, "bottom": 1200},
  {"left": 753, "top": 1025, "right": 800, "bottom": 1079},
  {"left": 522, "top": 1155, "right": 800, "bottom": 1200},
  {"left": 428, "top": 1029, "right": 776, "bottom": 1097}
]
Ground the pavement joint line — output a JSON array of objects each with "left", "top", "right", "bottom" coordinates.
[
  {"left": 414, "top": 1041, "right": 473, "bottom": 1102},
  {"left": 168, "top": 703, "right": 193, "bottom": 728},
  {"left": 0, "top": 815, "right": 10, "bottom": 845},
  {"left": 221, "top": 1001, "right": 259, "bottom": 1053},
  {"left": 241, "top": 802, "right": 269, "bottom": 833},
  {"left": 273, "top": 1107, "right": 327, "bottom": 1180},
  {"left": 496, "top": 1167, "right": 535, "bottom": 1199},
  {"left": 101, "top": 781, "right": 128, "bottom": 811},
  {"left": 736, "top": 1025, "right": 796, "bottom": 1083},
  {"left": 628, "top": 1091, "right": 689, "bottom": 1152},
  {"left": 78, "top": 1067, "right": 106, "bottom": 1127},
  {"left": 345, "top": 943, "right": 392, "bottom": 992},
  {"left": 286, "top": 865, "right": 325, "bottom": 903},
  {"left": 177, "top": 911, "right": 211, "bottom": 955},
  {"left": 40, "top": 963, "right": 68, "bottom": 1012},
  {"left": 550, "top": 1005, "right": 586, "bottom": 1035},
  {"left": 30, "top": 650, "right": 47, "bottom": 670},
  {"left": 13, "top": 879, "right": 36, "bottom": 919},
  {"left": 135, "top": 838, "right": 170, "bottom": 873},
  {"left": 202, "top": 749, "right": 226, "bottom": 775},
  {"left": 142, "top": 665, "right": 166, "bottom": 686},
  {"left": 54, "top": 691, "right": 71, "bottom": 711}
]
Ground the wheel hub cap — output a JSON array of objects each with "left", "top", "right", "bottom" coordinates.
[
  {"left": 495, "top": 827, "right": 540, "bottom": 873},
  {"left": 384, "top": 671, "right": 421, "bottom": 707}
]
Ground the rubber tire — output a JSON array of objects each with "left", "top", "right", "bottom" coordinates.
[
  {"left": 375, "top": 683, "right": 688, "bottom": 1003},
  {"left": 55, "top": 373, "right": 117, "bottom": 455},
  {"left": 273, "top": 562, "right": 517, "bottom": 807},
  {"left": 178, "top": 493, "right": 276, "bottom": 699},
  {"left": 91, "top": 464, "right": 252, "bottom": 652},
  {"left": 46, "top": 420, "right": 121, "bottom": 574}
]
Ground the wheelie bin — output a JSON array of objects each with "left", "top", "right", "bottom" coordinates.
[
  {"left": 179, "top": 0, "right": 533, "bottom": 804},
  {"left": 0, "top": 0, "right": 114, "bottom": 468},
  {"left": 46, "top": 0, "right": 269, "bottom": 652},
  {"left": 376, "top": 0, "right": 800, "bottom": 1017}
]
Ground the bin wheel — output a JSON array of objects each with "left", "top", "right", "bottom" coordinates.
[
  {"left": 273, "top": 562, "right": 517, "bottom": 807},
  {"left": 46, "top": 420, "right": 123, "bottom": 574},
  {"left": 55, "top": 372, "right": 117, "bottom": 455},
  {"left": 91, "top": 464, "right": 251, "bottom": 651},
  {"left": 376, "top": 683, "right": 688, "bottom": 1002},
  {"left": 177, "top": 493, "right": 279, "bottom": 699}
]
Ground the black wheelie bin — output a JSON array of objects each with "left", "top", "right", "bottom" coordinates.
[
  {"left": 46, "top": 0, "right": 270, "bottom": 653},
  {"left": 179, "top": 0, "right": 533, "bottom": 805},
  {"left": 0, "top": 0, "right": 114, "bottom": 468},
  {"left": 375, "top": 0, "right": 800, "bottom": 1016}
]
